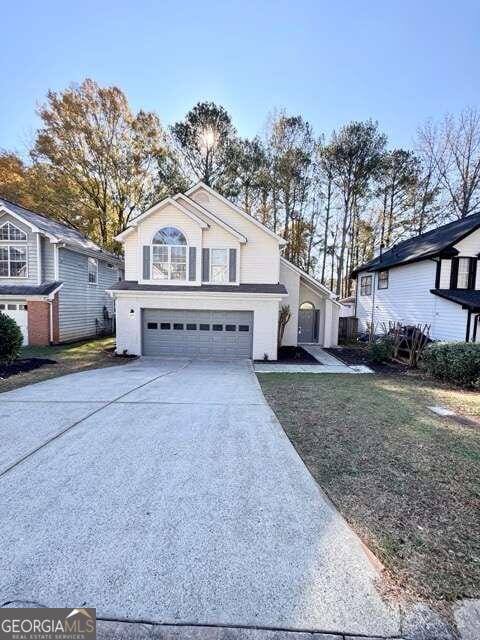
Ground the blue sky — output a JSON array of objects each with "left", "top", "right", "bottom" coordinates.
[{"left": 1, "top": 0, "right": 479, "bottom": 155}]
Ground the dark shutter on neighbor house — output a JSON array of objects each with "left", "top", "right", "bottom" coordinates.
[
  {"left": 202, "top": 248, "right": 210, "bottom": 282},
  {"left": 189, "top": 247, "right": 196, "bottom": 281},
  {"left": 229, "top": 248, "right": 237, "bottom": 282},
  {"left": 468, "top": 257, "right": 477, "bottom": 290},
  {"left": 450, "top": 258, "right": 459, "bottom": 289},
  {"left": 143, "top": 245, "right": 150, "bottom": 280}
]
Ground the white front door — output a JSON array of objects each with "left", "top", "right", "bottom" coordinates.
[{"left": 0, "top": 301, "right": 28, "bottom": 346}]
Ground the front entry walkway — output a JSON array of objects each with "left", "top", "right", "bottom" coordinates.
[
  {"left": 254, "top": 345, "right": 373, "bottom": 374},
  {"left": 0, "top": 358, "right": 395, "bottom": 636}
]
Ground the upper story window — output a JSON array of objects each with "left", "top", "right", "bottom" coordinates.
[
  {"left": 152, "top": 226, "right": 187, "bottom": 281},
  {"left": 360, "top": 275, "right": 372, "bottom": 296},
  {"left": 210, "top": 249, "right": 229, "bottom": 283},
  {"left": 378, "top": 270, "right": 389, "bottom": 289},
  {"left": 457, "top": 257, "right": 470, "bottom": 289},
  {"left": 0, "top": 246, "right": 27, "bottom": 278},
  {"left": 88, "top": 257, "right": 98, "bottom": 284},
  {"left": 450, "top": 257, "right": 476, "bottom": 290},
  {"left": 0, "top": 222, "right": 27, "bottom": 242}
]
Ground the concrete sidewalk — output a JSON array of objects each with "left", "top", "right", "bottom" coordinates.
[
  {"left": 0, "top": 358, "right": 397, "bottom": 637},
  {"left": 255, "top": 346, "right": 372, "bottom": 374}
]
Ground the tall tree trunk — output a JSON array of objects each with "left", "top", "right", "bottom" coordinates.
[{"left": 321, "top": 176, "right": 332, "bottom": 285}]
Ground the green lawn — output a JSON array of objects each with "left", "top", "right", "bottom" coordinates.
[
  {"left": 0, "top": 337, "right": 131, "bottom": 393},
  {"left": 258, "top": 372, "right": 480, "bottom": 604}
]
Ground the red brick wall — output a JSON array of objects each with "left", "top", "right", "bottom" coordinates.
[{"left": 27, "top": 301, "right": 51, "bottom": 346}]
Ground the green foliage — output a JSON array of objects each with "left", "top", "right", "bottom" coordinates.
[
  {"left": 170, "top": 101, "right": 238, "bottom": 190},
  {"left": 0, "top": 312, "right": 23, "bottom": 364},
  {"left": 421, "top": 342, "right": 480, "bottom": 388},
  {"left": 368, "top": 338, "right": 394, "bottom": 363}
]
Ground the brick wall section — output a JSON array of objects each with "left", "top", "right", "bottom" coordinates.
[{"left": 27, "top": 300, "right": 51, "bottom": 346}]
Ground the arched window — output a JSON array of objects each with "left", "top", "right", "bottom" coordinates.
[
  {"left": 152, "top": 227, "right": 187, "bottom": 281},
  {"left": 299, "top": 301, "right": 315, "bottom": 310}
]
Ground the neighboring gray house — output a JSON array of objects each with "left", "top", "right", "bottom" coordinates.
[{"left": 0, "top": 198, "right": 124, "bottom": 346}]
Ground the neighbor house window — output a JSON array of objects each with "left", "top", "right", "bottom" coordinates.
[
  {"left": 378, "top": 270, "right": 389, "bottom": 289},
  {"left": 360, "top": 275, "right": 372, "bottom": 296},
  {"left": 152, "top": 226, "right": 187, "bottom": 281},
  {"left": 0, "top": 246, "right": 27, "bottom": 278},
  {"left": 88, "top": 257, "right": 98, "bottom": 284},
  {"left": 210, "top": 249, "right": 229, "bottom": 283},
  {"left": 0, "top": 222, "right": 27, "bottom": 241},
  {"left": 456, "top": 258, "right": 470, "bottom": 289}
]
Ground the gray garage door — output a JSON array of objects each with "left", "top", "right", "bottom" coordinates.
[{"left": 142, "top": 309, "right": 253, "bottom": 358}]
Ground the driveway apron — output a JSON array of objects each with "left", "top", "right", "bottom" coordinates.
[{"left": 0, "top": 358, "right": 400, "bottom": 637}]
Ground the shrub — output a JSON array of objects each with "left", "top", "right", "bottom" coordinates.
[
  {"left": 421, "top": 342, "right": 480, "bottom": 388},
  {"left": 0, "top": 312, "right": 23, "bottom": 364},
  {"left": 367, "top": 337, "right": 394, "bottom": 363}
]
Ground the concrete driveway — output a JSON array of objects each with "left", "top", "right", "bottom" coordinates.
[{"left": 0, "top": 359, "right": 400, "bottom": 637}]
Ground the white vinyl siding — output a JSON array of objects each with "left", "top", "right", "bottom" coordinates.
[
  {"left": 189, "top": 188, "right": 280, "bottom": 283},
  {"left": 356, "top": 260, "right": 468, "bottom": 341},
  {"left": 439, "top": 259, "right": 451, "bottom": 288}
]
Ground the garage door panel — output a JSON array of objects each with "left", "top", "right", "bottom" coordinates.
[{"left": 142, "top": 309, "right": 253, "bottom": 358}]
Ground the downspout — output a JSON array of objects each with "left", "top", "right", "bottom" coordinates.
[{"left": 48, "top": 299, "right": 54, "bottom": 344}]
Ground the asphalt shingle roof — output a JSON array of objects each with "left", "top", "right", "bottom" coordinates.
[
  {"left": 352, "top": 212, "right": 480, "bottom": 276},
  {"left": 0, "top": 197, "right": 122, "bottom": 264},
  {"left": 431, "top": 288, "right": 480, "bottom": 311},
  {"left": 0, "top": 281, "right": 62, "bottom": 296}
]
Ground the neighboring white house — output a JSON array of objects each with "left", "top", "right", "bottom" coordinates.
[
  {"left": 352, "top": 213, "right": 480, "bottom": 342},
  {"left": 338, "top": 296, "right": 356, "bottom": 317},
  {"left": 109, "top": 182, "right": 340, "bottom": 359}
]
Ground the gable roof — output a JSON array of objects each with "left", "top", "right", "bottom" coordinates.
[
  {"left": 0, "top": 198, "right": 122, "bottom": 264},
  {"left": 186, "top": 182, "right": 286, "bottom": 245},
  {"left": 352, "top": 212, "right": 480, "bottom": 277},
  {"left": 115, "top": 196, "right": 210, "bottom": 242},
  {"left": 280, "top": 257, "right": 340, "bottom": 304},
  {"left": 173, "top": 193, "right": 247, "bottom": 243}
]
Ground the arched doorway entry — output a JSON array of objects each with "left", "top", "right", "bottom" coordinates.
[{"left": 298, "top": 301, "right": 316, "bottom": 343}]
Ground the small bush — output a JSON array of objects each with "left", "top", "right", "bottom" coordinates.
[
  {"left": 421, "top": 342, "right": 480, "bottom": 388},
  {"left": 0, "top": 312, "right": 23, "bottom": 364},
  {"left": 368, "top": 338, "right": 394, "bottom": 363}
]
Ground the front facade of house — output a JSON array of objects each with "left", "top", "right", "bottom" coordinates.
[
  {"left": 0, "top": 199, "right": 123, "bottom": 346},
  {"left": 110, "top": 183, "right": 339, "bottom": 359},
  {"left": 353, "top": 213, "right": 480, "bottom": 342}
]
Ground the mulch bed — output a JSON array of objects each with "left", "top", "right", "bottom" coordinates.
[
  {"left": 326, "top": 346, "right": 410, "bottom": 374},
  {"left": 255, "top": 346, "right": 320, "bottom": 365},
  {"left": 0, "top": 358, "right": 57, "bottom": 380}
]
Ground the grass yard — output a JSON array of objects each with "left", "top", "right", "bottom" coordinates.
[
  {"left": 258, "top": 372, "right": 480, "bottom": 604},
  {"left": 0, "top": 337, "right": 131, "bottom": 393}
]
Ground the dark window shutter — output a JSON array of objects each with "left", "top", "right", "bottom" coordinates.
[
  {"left": 143, "top": 245, "right": 150, "bottom": 280},
  {"left": 189, "top": 247, "right": 196, "bottom": 281},
  {"left": 450, "top": 258, "right": 459, "bottom": 289},
  {"left": 229, "top": 248, "right": 237, "bottom": 282},
  {"left": 202, "top": 248, "right": 210, "bottom": 282},
  {"left": 468, "top": 257, "right": 477, "bottom": 290}
]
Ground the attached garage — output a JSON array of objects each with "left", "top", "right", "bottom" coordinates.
[
  {"left": 142, "top": 309, "right": 253, "bottom": 358},
  {"left": 0, "top": 300, "right": 28, "bottom": 345}
]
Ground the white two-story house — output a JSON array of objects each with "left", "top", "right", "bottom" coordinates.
[
  {"left": 0, "top": 198, "right": 123, "bottom": 346},
  {"left": 353, "top": 212, "right": 480, "bottom": 342},
  {"left": 110, "top": 182, "right": 340, "bottom": 359}
]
